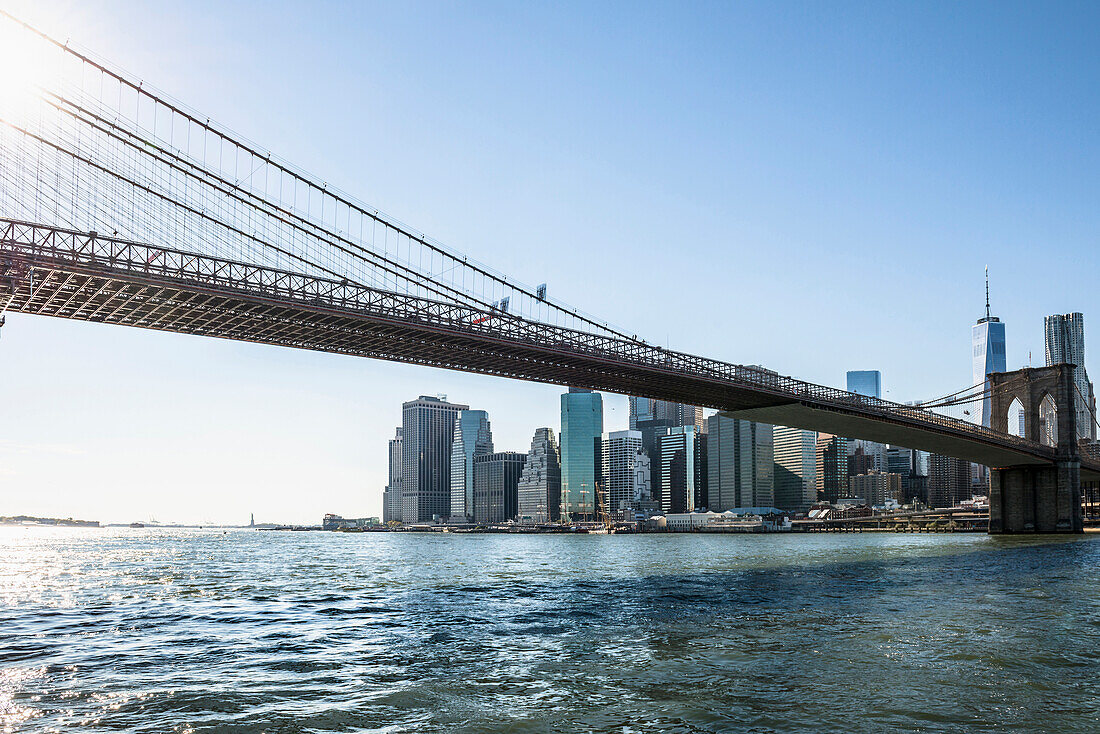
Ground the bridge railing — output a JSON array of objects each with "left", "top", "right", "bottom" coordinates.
[{"left": 0, "top": 218, "right": 1052, "bottom": 456}]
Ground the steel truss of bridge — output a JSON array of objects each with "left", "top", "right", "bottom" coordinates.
[{"left": 5, "top": 216, "right": 1097, "bottom": 481}]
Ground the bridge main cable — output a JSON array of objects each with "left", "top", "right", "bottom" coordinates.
[{"left": 0, "top": 9, "right": 640, "bottom": 343}]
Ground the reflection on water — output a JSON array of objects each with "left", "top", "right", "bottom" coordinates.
[{"left": 2, "top": 528, "right": 1099, "bottom": 732}]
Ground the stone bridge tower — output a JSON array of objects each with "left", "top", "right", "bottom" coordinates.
[{"left": 987, "top": 364, "right": 1082, "bottom": 533}]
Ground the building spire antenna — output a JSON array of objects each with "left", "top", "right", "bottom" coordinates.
[{"left": 985, "top": 265, "right": 991, "bottom": 320}]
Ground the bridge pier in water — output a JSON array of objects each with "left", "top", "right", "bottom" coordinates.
[
  {"left": 989, "top": 462, "right": 1082, "bottom": 533},
  {"left": 988, "top": 365, "right": 1084, "bottom": 534}
]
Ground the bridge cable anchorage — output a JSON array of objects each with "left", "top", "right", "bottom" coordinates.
[{"left": 0, "top": 9, "right": 643, "bottom": 345}]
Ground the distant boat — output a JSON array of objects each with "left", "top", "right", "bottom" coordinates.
[{"left": 129, "top": 522, "right": 145, "bottom": 528}]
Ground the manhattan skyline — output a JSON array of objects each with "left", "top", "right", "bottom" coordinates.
[{"left": 1, "top": 0, "right": 1099, "bottom": 525}]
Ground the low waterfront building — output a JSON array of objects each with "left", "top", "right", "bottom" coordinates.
[
  {"left": 322, "top": 514, "right": 381, "bottom": 530},
  {"left": 664, "top": 508, "right": 791, "bottom": 532}
]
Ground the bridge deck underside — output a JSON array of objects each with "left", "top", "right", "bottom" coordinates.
[
  {"left": 2, "top": 253, "right": 797, "bottom": 412},
  {"left": 726, "top": 404, "right": 1045, "bottom": 468},
  {"left": 728, "top": 404, "right": 1100, "bottom": 478},
  {"left": 5, "top": 228, "right": 1094, "bottom": 479}
]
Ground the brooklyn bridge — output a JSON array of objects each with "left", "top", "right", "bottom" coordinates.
[{"left": 0, "top": 14, "right": 1095, "bottom": 532}]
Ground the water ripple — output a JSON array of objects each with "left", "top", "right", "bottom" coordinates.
[{"left": 2, "top": 528, "right": 1100, "bottom": 732}]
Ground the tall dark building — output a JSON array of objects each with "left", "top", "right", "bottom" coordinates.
[
  {"left": 848, "top": 445, "right": 876, "bottom": 477},
  {"left": 473, "top": 452, "right": 527, "bottom": 523},
  {"left": 886, "top": 446, "right": 929, "bottom": 504},
  {"left": 402, "top": 395, "right": 468, "bottom": 523},
  {"left": 659, "top": 426, "right": 706, "bottom": 514},
  {"left": 707, "top": 414, "right": 773, "bottom": 511},
  {"left": 815, "top": 433, "right": 849, "bottom": 504},
  {"left": 927, "top": 454, "right": 972, "bottom": 508}
]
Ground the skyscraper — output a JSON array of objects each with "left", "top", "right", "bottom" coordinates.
[
  {"left": 849, "top": 471, "right": 903, "bottom": 506},
  {"left": 382, "top": 427, "right": 403, "bottom": 523},
  {"left": 815, "top": 433, "right": 849, "bottom": 504},
  {"left": 846, "top": 370, "right": 887, "bottom": 472},
  {"left": 927, "top": 454, "right": 972, "bottom": 508},
  {"left": 402, "top": 395, "right": 468, "bottom": 523},
  {"left": 706, "top": 414, "right": 774, "bottom": 511},
  {"left": 846, "top": 370, "right": 882, "bottom": 399},
  {"left": 659, "top": 425, "right": 706, "bottom": 514},
  {"left": 628, "top": 397, "right": 703, "bottom": 431},
  {"left": 561, "top": 388, "right": 603, "bottom": 520},
  {"left": 516, "top": 427, "right": 561, "bottom": 524},
  {"left": 773, "top": 426, "right": 816, "bottom": 512},
  {"left": 1044, "top": 312, "right": 1096, "bottom": 441},
  {"left": 972, "top": 268, "right": 1007, "bottom": 429},
  {"left": 629, "top": 396, "right": 703, "bottom": 506},
  {"left": 886, "top": 445, "right": 928, "bottom": 503},
  {"left": 449, "top": 410, "right": 494, "bottom": 521},
  {"left": 472, "top": 452, "right": 527, "bottom": 524},
  {"left": 600, "top": 430, "right": 645, "bottom": 519}
]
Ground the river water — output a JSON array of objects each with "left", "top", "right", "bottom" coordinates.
[{"left": 1, "top": 528, "right": 1099, "bottom": 733}]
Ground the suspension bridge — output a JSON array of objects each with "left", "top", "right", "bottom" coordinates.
[{"left": 0, "top": 14, "right": 1094, "bottom": 532}]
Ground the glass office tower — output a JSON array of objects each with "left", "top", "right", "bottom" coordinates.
[
  {"left": 560, "top": 388, "right": 603, "bottom": 520},
  {"left": 449, "top": 410, "right": 494, "bottom": 521},
  {"left": 845, "top": 370, "right": 882, "bottom": 399},
  {"left": 972, "top": 272, "right": 1007, "bottom": 429},
  {"left": 845, "top": 370, "right": 886, "bottom": 472}
]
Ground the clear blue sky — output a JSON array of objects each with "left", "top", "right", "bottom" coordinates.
[{"left": 2, "top": 1, "right": 1097, "bottom": 524}]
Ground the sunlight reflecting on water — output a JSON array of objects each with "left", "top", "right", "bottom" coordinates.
[{"left": 2, "top": 528, "right": 1100, "bottom": 732}]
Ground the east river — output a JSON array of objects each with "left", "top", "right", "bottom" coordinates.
[{"left": 2, "top": 528, "right": 1099, "bottom": 732}]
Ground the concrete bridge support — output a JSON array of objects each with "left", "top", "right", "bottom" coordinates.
[
  {"left": 988, "top": 365, "right": 1083, "bottom": 534},
  {"left": 989, "top": 462, "right": 1082, "bottom": 533}
]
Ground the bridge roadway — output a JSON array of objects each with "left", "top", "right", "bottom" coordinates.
[{"left": 2, "top": 218, "right": 1098, "bottom": 481}]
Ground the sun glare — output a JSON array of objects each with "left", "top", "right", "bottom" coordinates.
[{"left": 0, "top": 14, "right": 68, "bottom": 124}]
